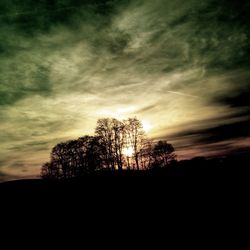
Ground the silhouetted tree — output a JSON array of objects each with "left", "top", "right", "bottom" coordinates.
[
  {"left": 139, "top": 139, "right": 154, "bottom": 170},
  {"left": 41, "top": 117, "right": 177, "bottom": 179},
  {"left": 41, "top": 136, "right": 106, "bottom": 179},
  {"left": 95, "top": 118, "right": 116, "bottom": 170},
  {"left": 95, "top": 118, "right": 127, "bottom": 170},
  {"left": 124, "top": 118, "right": 145, "bottom": 170},
  {"left": 41, "top": 162, "right": 60, "bottom": 179},
  {"left": 79, "top": 135, "right": 106, "bottom": 174},
  {"left": 51, "top": 142, "right": 70, "bottom": 179},
  {"left": 152, "top": 140, "right": 176, "bottom": 168},
  {"left": 112, "top": 119, "right": 125, "bottom": 171}
]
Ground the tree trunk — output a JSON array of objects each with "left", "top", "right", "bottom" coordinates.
[
  {"left": 135, "top": 154, "right": 140, "bottom": 170},
  {"left": 127, "top": 157, "right": 130, "bottom": 170}
]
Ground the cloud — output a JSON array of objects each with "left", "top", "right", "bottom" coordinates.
[{"left": 0, "top": 0, "right": 250, "bottom": 180}]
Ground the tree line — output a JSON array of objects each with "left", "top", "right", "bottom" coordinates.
[{"left": 41, "top": 118, "right": 176, "bottom": 179}]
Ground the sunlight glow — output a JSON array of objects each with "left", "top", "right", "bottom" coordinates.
[
  {"left": 123, "top": 146, "right": 134, "bottom": 157},
  {"left": 142, "top": 120, "right": 153, "bottom": 133}
]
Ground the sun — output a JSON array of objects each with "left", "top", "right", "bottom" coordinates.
[
  {"left": 123, "top": 146, "right": 134, "bottom": 157},
  {"left": 142, "top": 120, "right": 152, "bottom": 133}
]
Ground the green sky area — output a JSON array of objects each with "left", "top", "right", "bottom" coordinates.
[{"left": 1, "top": 0, "right": 250, "bottom": 181}]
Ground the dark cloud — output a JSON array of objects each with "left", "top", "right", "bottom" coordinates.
[
  {"left": 0, "top": 0, "right": 132, "bottom": 106},
  {"left": 176, "top": 139, "right": 250, "bottom": 160},
  {"left": 0, "top": 64, "right": 52, "bottom": 105},
  {"left": 0, "top": 0, "right": 129, "bottom": 33},
  {"left": 214, "top": 74, "right": 250, "bottom": 108},
  {"left": 174, "top": 119, "right": 250, "bottom": 145}
]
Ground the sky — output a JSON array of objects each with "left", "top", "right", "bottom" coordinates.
[{"left": 1, "top": 0, "right": 250, "bottom": 181}]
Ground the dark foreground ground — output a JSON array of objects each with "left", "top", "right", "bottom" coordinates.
[
  {"left": 0, "top": 157, "right": 249, "bottom": 237},
  {"left": 1, "top": 157, "right": 249, "bottom": 246},
  {"left": 1, "top": 156, "right": 249, "bottom": 198}
]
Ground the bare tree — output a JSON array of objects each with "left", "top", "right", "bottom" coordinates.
[
  {"left": 112, "top": 119, "right": 125, "bottom": 171},
  {"left": 95, "top": 118, "right": 116, "bottom": 170},
  {"left": 125, "top": 118, "right": 145, "bottom": 170},
  {"left": 139, "top": 139, "right": 154, "bottom": 170},
  {"left": 41, "top": 117, "right": 177, "bottom": 179}
]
